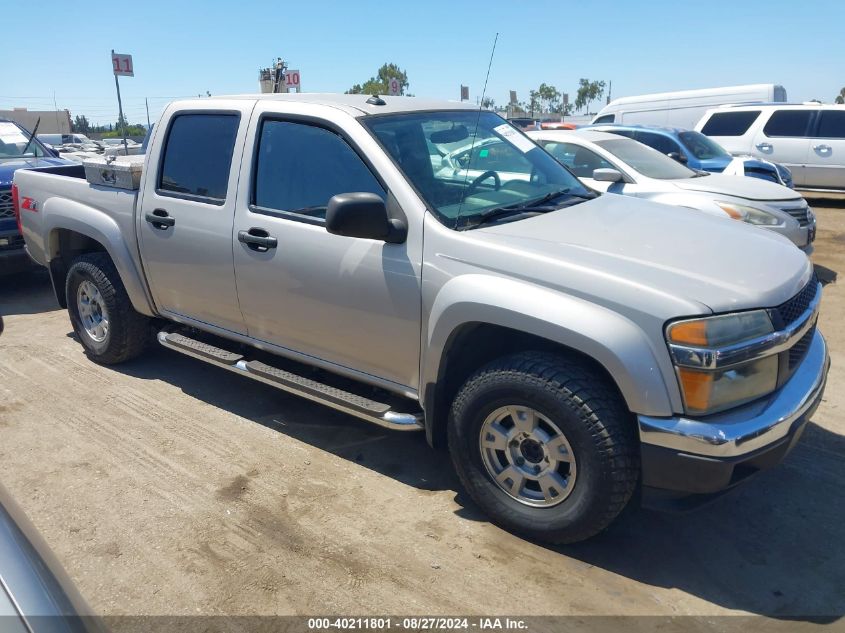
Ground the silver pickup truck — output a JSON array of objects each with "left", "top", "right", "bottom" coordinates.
[{"left": 14, "top": 94, "right": 829, "bottom": 543}]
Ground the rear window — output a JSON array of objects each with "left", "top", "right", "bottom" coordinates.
[
  {"left": 763, "top": 110, "right": 813, "bottom": 138},
  {"left": 158, "top": 113, "right": 239, "bottom": 202},
  {"left": 814, "top": 110, "right": 845, "bottom": 139},
  {"left": 700, "top": 111, "right": 761, "bottom": 136}
]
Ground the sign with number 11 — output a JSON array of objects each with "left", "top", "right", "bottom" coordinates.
[{"left": 111, "top": 53, "right": 134, "bottom": 77}]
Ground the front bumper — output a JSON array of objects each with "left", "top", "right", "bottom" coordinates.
[{"left": 638, "top": 330, "right": 829, "bottom": 507}]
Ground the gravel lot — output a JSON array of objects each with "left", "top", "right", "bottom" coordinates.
[{"left": 1, "top": 204, "right": 844, "bottom": 622}]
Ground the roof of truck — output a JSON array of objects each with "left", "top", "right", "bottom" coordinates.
[{"left": 201, "top": 93, "right": 480, "bottom": 116}]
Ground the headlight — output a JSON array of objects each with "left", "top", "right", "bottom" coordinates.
[
  {"left": 715, "top": 201, "right": 784, "bottom": 226},
  {"left": 667, "top": 311, "right": 779, "bottom": 415}
]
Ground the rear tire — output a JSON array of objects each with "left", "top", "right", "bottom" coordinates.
[
  {"left": 66, "top": 252, "right": 149, "bottom": 365},
  {"left": 448, "top": 352, "right": 639, "bottom": 544}
]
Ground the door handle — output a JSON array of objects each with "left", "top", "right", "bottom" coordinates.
[
  {"left": 145, "top": 208, "right": 175, "bottom": 230},
  {"left": 813, "top": 144, "right": 831, "bottom": 153},
  {"left": 756, "top": 142, "right": 773, "bottom": 152},
  {"left": 238, "top": 228, "right": 277, "bottom": 252}
]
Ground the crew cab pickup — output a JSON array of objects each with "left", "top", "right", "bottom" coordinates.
[{"left": 14, "top": 95, "right": 829, "bottom": 543}]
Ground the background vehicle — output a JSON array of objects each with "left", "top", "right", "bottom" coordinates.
[
  {"left": 592, "top": 84, "right": 787, "bottom": 129},
  {"left": 0, "top": 118, "right": 73, "bottom": 274},
  {"left": 15, "top": 95, "right": 828, "bottom": 544},
  {"left": 37, "top": 133, "right": 98, "bottom": 148},
  {"left": 0, "top": 480, "right": 102, "bottom": 633},
  {"left": 696, "top": 103, "right": 845, "bottom": 191},
  {"left": 530, "top": 129, "right": 815, "bottom": 250},
  {"left": 590, "top": 124, "right": 793, "bottom": 187}
]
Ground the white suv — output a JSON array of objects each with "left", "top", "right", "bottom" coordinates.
[{"left": 695, "top": 103, "right": 845, "bottom": 191}]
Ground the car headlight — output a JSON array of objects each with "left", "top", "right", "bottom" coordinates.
[
  {"left": 666, "top": 311, "right": 779, "bottom": 415},
  {"left": 715, "top": 201, "right": 784, "bottom": 226}
]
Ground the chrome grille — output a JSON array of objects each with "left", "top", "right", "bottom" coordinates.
[
  {"left": 0, "top": 188, "right": 13, "bottom": 220},
  {"left": 781, "top": 205, "right": 810, "bottom": 227},
  {"left": 772, "top": 274, "right": 819, "bottom": 328},
  {"left": 788, "top": 325, "right": 816, "bottom": 370}
]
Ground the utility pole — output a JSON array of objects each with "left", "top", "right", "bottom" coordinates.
[{"left": 111, "top": 49, "right": 129, "bottom": 154}]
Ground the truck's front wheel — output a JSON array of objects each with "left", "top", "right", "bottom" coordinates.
[
  {"left": 448, "top": 352, "right": 639, "bottom": 544},
  {"left": 66, "top": 253, "right": 149, "bottom": 365}
]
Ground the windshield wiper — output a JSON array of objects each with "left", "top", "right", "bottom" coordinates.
[
  {"left": 20, "top": 117, "right": 41, "bottom": 157},
  {"left": 459, "top": 188, "right": 595, "bottom": 229}
]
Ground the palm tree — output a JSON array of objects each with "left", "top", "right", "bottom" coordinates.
[{"left": 836, "top": 87, "right": 845, "bottom": 104}]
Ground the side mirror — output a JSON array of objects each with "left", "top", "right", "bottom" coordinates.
[
  {"left": 592, "top": 168, "right": 623, "bottom": 182},
  {"left": 667, "top": 152, "right": 687, "bottom": 164},
  {"left": 326, "top": 192, "right": 407, "bottom": 244}
]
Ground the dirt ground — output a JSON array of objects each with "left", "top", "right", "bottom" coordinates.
[{"left": 1, "top": 204, "right": 844, "bottom": 622}]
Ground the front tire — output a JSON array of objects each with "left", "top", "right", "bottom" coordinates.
[
  {"left": 448, "top": 352, "right": 639, "bottom": 544},
  {"left": 66, "top": 253, "right": 149, "bottom": 365}
]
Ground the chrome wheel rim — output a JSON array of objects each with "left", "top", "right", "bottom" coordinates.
[
  {"left": 479, "top": 406, "right": 576, "bottom": 507},
  {"left": 76, "top": 280, "right": 109, "bottom": 343}
]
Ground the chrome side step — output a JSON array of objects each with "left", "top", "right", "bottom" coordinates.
[{"left": 157, "top": 331, "right": 423, "bottom": 431}]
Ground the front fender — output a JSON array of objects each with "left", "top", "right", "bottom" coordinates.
[
  {"left": 44, "top": 199, "right": 155, "bottom": 316},
  {"left": 423, "top": 275, "right": 680, "bottom": 417}
]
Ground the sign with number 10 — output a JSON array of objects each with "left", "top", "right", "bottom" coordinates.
[{"left": 112, "top": 53, "right": 134, "bottom": 77}]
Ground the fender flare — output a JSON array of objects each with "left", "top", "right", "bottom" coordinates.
[
  {"left": 43, "top": 198, "right": 156, "bottom": 317},
  {"left": 422, "top": 275, "right": 680, "bottom": 419}
]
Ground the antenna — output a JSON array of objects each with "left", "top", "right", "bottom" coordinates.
[{"left": 455, "top": 32, "right": 499, "bottom": 227}]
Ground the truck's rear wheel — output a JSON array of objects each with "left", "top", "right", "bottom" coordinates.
[
  {"left": 66, "top": 253, "right": 149, "bottom": 364},
  {"left": 448, "top": 352, "right": 639, "bottom": 544}
]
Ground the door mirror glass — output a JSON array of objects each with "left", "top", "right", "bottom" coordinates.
[
  {"left": 326, "top": 192, "right": 406, "bottom": 243},
  {"left": 592, "top": 168, "right": 623, "bottom": 182}
]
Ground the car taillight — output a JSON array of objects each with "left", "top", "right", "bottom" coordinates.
[{"left": 11, "top": 183, "right": 22, "bottom": 234}]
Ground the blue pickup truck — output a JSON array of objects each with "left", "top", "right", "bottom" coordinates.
[{"left": 1, "top": 118, "right": 73, "bottom": 274}]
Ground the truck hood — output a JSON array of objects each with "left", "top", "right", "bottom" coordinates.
[
  {"left": 670, "top": 172, "right": 799, "bottom": 202},
  {"left": 475, "top": 193, "right": 811, "bottom": 314},
  {"left": 0, "top": 156, "right": 71, "bottom": 187}
]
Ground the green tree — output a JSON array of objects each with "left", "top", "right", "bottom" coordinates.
[
  {"left": 346, "top": 63, "right": 409, "bottom": 95},
  {"left": 537, "top": 83, "right": 561, "bottom": 113},
  {"left": 575, "top": 79, "right": 607, "bottom": 114},
  {"left": 836, "top": 87, "right": 845, "bottom": 104},
  {"left": 481, "top": 96, "right": 495, "bottom": 109},
  {"left": 72, "top": 115, "right": 90, "bottom": 134}
]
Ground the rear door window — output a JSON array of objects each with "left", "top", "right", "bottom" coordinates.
[
  {"left": 814, "top": 110, "right": 845, "bottom": 138},
  {"left": 763, "top": 110, "right": 813, "bottom": 138},
  {"left": 158, "top": 113, "right": 239, "bottom": 203},
  {"left": 700, "top": 111, "right": 761, "bottom": 136},
  {"left": 632, "top": 132, "right": 681, "bottom": 155}
]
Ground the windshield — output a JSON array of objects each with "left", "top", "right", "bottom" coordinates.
[
  {"left": 364, "top": 110, "right": 590, "bottom": 227},
  {"left": 0, "top": 122, "right": 47, "bottom": 159},
  {"left": 594, "top": 137, "right": 696, "bottom": 180},
  {"left": 677, "top": 131, "right": 730, "bottom": 160}
]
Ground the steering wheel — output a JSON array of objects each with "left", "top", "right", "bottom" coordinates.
[{"left": 466, "top": 170, "right": 501, "bottom": 197}]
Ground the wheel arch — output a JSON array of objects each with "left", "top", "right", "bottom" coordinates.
[
  {"left": 44, "top": 209, "right": 155, "bottom": 316},
  {"left": 421, "top": 277, "right": 677, "bottom": 448}
]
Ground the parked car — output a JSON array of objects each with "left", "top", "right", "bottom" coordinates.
[
  {"left": 529, "top": 129, "right": 815, "bottom": 251},
  {"left": 592, "top": 83, "right": 787, "bottom": 129},
  {"left": 0, "top": 479, "right": 103, "bottom": 633},
  {"left": 37, "top": 133, "right": 98, "bottom": 148},
  {"left": 590, "top": 124, "right": 793, "bottom": 187},
  {"left": 16, "top": 95, "right": 828, "bottom": 543},
  {"left": 0, "top": 119, "right": 73, "bottom": 274},
  {"left": 696, "top": 103, "right": 845, "bottom": 191}
]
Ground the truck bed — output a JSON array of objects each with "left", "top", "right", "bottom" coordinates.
[{"left": 14, "top": 165, "right": 140, "bottom": 268}]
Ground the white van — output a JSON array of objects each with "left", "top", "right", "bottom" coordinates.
[
  {"left": 696, "top": 103, "right": 845, "bottom": 191},
  {"left": 592, "top": 84, "right": 787, "bottom": 130}
]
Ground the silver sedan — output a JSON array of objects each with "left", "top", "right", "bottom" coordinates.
[{"left": 528, "top": 129, "right": 816, "bottom": 252}]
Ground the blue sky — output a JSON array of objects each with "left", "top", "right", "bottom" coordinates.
[{"left": 2, "top": 0, "right": 843, "bottom": 126}]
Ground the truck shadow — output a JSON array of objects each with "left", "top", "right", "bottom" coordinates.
[
  {"left": 109, "top": 344, "right": 844, "bottom": 622},
  {"left": 0, "top": 269, "right": 59, "bottom": 316}
]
